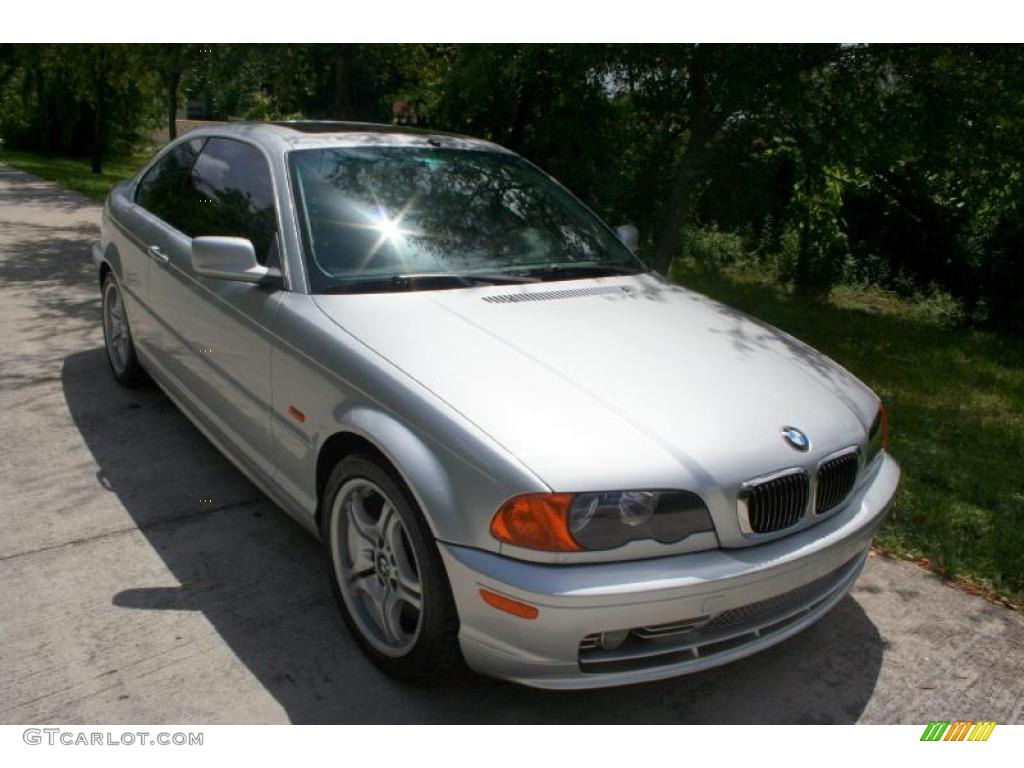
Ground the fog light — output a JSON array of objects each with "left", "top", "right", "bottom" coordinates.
[{"left": 600, "top": 629, "right": 630, "bottom": 650}]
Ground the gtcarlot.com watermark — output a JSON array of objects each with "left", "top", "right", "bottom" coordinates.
[{"left": 23, "top": 728, "right": 203, "bottom": 746}]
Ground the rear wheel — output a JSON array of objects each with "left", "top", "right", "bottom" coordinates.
[
  {"left": 101, "top": 273, "right": 146, "bottom": 387},
  {"left": 321, "top": 454, "right": 462, "bottom": 680}
]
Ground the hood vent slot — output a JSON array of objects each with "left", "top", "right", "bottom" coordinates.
[{"left": 482, "top": 285, "right": 632, "bottom": 304}]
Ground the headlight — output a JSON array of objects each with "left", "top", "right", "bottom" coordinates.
[
  {"left": 490, "top": 490, "right": 713, "bottom": 552},
  {"left": 569, "top": 490, "right": 713, "bottom": 550},
  {"left": 865, "top": 403, "right": 889, "bottom": 466}
]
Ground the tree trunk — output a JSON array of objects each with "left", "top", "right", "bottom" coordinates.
[
  {"left": 650, "top": 137, "right": 710, "bottom": 274},
  {"left": 33, "top": 62, "right": 51, "bottom": 156},
  {"left": 508, "top": 47, "right": 547, "bottom": 153},
  {"left": 91, "top": 74, "right": 105, "bottom": 175},
  {"left": 795, "top": 197, "right": 813, "bottom": 290},
  {"left": 508, "top": 80, "right": 534, "bottom": 153},
  {"left": 332, "top": 44, "right": 352, "bottom": 120},
  {"left": 649, "top": 50, "right": 718, "bottom": 274},
  {"left": 167, "top": 68, "right": 180, "bottom": 141}
]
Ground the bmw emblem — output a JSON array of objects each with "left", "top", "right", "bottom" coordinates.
[{"left": 781, "top": 426, "right": 810, "bottom": 452}]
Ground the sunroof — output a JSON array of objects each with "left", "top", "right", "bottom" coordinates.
[{"left": 271, "top": 120, "right": 432, "bottom": 135}]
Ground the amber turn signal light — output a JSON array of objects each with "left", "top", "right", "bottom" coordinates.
[
  {"left": 479, "top": 589, "right": 539, "bottom": 619},
  {"left": 490, "top": 493, "right": 581, "bottom": 552}
]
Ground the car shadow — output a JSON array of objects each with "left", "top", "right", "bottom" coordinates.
[{"left": 62, "top": 346, "right": 885, "bottom": 723}]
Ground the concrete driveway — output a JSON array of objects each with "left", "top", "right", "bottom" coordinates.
[{"left": 0, "top": 164, "right": 1022, "bottom": 724}]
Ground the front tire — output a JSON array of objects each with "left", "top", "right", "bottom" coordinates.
[
  {"left": 321, "top": 454, "right": 462, "bottom": 681},
  {"left": 101, "top": 272, "right": 146, "bottom": 387}
]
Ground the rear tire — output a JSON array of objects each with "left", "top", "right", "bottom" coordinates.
[
  {"left": 320, "top": 453, "right": 463, "bottom": 681},
  {"left": 101, "top": 272, "right": 147, "bottom": 388}
]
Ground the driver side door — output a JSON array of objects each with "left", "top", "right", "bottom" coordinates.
[{"left": 143, "top": 136, "right": 285, "bottom": 484}]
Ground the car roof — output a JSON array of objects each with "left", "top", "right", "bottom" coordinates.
[{"left": 180, "top": 120, "right": 509, "bottom": 154}]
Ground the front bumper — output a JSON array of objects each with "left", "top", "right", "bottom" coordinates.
[{"left": 439, "top": 453, "right": 899, "bottom": 689}]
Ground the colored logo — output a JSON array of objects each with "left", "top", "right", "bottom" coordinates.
[
  {"left": 781, "top": 426, "right": 810, "bottom": 452},
  {"left": 920, "top": 721, "right": 997, "bottom": 741}
]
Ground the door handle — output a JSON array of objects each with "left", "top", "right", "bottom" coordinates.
[{"left": 147, "top": 245, "right": 170, "bottom": 265}]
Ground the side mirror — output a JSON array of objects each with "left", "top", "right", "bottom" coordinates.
[
  {"left": 614, "top": 224, "right": 640, "bottom": 253},
  {"left": 191, "top": 236, "right": 279, "bottom": 283}
]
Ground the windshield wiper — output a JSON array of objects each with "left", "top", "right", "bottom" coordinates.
[
  {"left": 320, "top": 271, "right": 540, "bottom": 294},
  {"left": 518, "top": 263, "right": 646, "bottom": 281}
]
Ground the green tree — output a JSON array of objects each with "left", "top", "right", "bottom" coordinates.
[
  {"left": 604, "top": 44, "right": 841, "bottom": 274},
  {"left": 148, "top": 44, "right": 197, "bottom": 140}
]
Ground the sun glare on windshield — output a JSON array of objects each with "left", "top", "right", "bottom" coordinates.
[{"left": 289, "top": 146, "right": 642, "bottom": 292}]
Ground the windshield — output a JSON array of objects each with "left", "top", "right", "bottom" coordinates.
[{"left": 288, "top": 146, "right": 645, "bottom": 293}]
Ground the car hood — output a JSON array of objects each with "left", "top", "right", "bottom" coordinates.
[{"left": 313, "top": 273, "right": 878, "bottom": 545}]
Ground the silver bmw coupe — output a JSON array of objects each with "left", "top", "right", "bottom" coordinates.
[{"left": 93, "top": 121, "right": 899, "bottom": 689}]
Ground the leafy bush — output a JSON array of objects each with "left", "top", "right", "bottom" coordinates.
[{"left": 679, "top": 227, "right": 751, "bottom": 270}]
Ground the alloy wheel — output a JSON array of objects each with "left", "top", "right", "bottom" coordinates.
[
  {"left": 330, "top": 478, "right": 424, "bottom": 656},
  {"left": 103, "top": 280, "right": 130, "bottom": 375}
]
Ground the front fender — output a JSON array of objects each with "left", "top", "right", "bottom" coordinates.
[
  {"left": 324, "top": 406, "right": 540, "bottom": 551},
  {"left": 270, "top": 292, "right": 548, "bottom": 551},
  {"left": 329, "top": 408, "right": 453, "bottom": 529}
]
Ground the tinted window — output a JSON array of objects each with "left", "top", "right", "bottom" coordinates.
[
  {"left": 134, "top": 138, "right": 203, "bottom": 231},
  {"left": 187, "top": 138, "right": 278, "bottom": 264}
]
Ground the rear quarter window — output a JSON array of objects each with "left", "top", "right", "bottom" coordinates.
[{"left": 134, "top": 138, "right": 204, "bottom": 231}]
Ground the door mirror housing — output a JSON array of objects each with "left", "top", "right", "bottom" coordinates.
[
  {"left": 614, "top": 224, "right": 640, "bottom": 253},
  {"left": 191, "top": 236, "right": 280, "bottom": 283}
]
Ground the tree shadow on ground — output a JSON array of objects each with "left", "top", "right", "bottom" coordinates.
[
  {"left": 0, "top": 168, "right": 103, "bottom": 365},
  {"left": 0, "top": 166, "right": 101, "bottom": 214}
]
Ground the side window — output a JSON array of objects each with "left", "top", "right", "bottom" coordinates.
[
  {"left": 134, "top": 138, "right": 204, "bottom": 231},
  {"left": 187, "top": 138, "right": 278, "bottom": 265}
]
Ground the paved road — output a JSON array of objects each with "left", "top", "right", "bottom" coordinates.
[{"left": 0, "top": 165, "right": 1022, "bottom": 724}]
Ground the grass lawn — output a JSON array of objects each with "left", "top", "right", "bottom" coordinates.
[
  {"left": 0, "top": 146, "right": 154, "bottom": 201},
  {"left": 2, "top": 145, "right": 1020, "bottom": 607},
  {"left": 677, "top": 264, "right": 1024, "bottom": 608}
]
